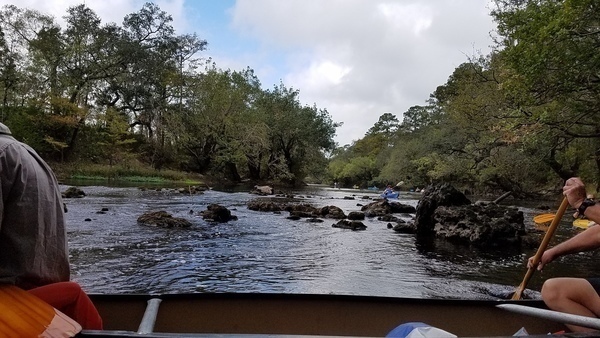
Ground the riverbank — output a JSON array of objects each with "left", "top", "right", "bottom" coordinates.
[{"left": 50, "top": 161, "right": 205, "bottom": 185}]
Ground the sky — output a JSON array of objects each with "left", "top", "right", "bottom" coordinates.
[{"left": 0, "top": 0, "right": 498, "bottom": 146}]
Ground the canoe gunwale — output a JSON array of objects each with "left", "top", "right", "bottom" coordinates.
[
  {"left": 88, "top": 292, "right": 566, "bottom": 337},
  {"left": 90, "top": 291, "right": 547, "bottom": 305}
]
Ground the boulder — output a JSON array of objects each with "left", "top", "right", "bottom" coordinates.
[
  {"left": 348, "top": 211, "right": 365, "bottom": 220},
  {"left": 414, "top": 183, "right": 471, "bottom": 236},
  {"left": 201, "top": 204, "right": 238, "bottom": 223},
  {"left": 392, "top": 221, "right": 414, "bottom": 233},
  {"left": 401, "top": 182, "right": 528, "bottom": 248},
  {"left": 361, "top": 200, "right": 416, "bottom": 217},
  {"left": 432, "top": 203, "right": 525, "bottom": 247},
  {"left": 137, "top": 211, "right": 192, "bottom": 228},
  {"left": 286, "top": 203, "right": 318, "bottom": 214},
  {"left": 62, "top": 186, "right": 86, "bottom": 198},
  {"left": 332, "top": 220, "right": 367, "bottom": 231},
  {"left": 251, "top": 185, "right": 274, "bottom": 195},
  {"left": 317, "top": 205, "right": 346, "bottom": 219}
]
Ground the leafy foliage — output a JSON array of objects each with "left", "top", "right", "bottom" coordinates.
[
  {"left": 328, "top": 0, "right": 600, "bottom": 194},
  {"left": 0, "top": 3, "right": 338, "bottom": 185}
]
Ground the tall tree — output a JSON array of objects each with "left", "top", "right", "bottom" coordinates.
[
  {"left": 257, "top": 83, "right": 337, "bottom": 184},
  {"left": 492, "top": 0, "right": 600, "bottom": 187}
]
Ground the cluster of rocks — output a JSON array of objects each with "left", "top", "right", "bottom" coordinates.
[
  {"left": 66, "top": 182, "right": 540, "bottom": 249},
  {"left": 247, "top": 199, "right": 346, "bottom": 219},
  {"left": 393, "top": 183, "right": 532, "bottom": 248},
  {"left": 247, "top": 182, "right": 536, "bottom": 249},
  {"left": 136, "top": 204, "right": 238, "bottom": 227},
  {"left": 175, "top": 186, "right": 208, "bottom": 194},
  {"left": 247, "top": 197, "right": 417, "bottom": 232},
  {"left": 137, "top": 185, "right": 208, "bottom": 194},
  {"left": 136, "top": 203, "right": 238, "bottom": 227}
]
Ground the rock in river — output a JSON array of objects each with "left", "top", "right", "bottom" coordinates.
[{"left": 137, "top": 211, "right": 192, "bottom": 228}]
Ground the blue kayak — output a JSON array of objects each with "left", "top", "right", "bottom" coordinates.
[{"left": 381, "top": 191, "right": 399, "bottom": 199}]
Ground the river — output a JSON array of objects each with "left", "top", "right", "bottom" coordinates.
[{"left": 62, "top": 183, "right": 600, "bottom": 299}]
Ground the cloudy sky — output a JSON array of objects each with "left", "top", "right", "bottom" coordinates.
[{"left": 0, "top": 0, "right": 498, "bottom": 146}]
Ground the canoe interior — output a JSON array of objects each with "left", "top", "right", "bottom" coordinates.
[{"left": 87, "top": 293, "right": 567, "bottom": 337}]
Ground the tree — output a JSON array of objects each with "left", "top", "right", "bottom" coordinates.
[
  {"left": 399, "top": 105, "right": 439, "bottom": 133},
  {"left": 95, "top": 108, "right": 137, "bottom": 166},
  {"left": 366, "top": 112, "right": 399, "bottom": 138},
  {"left": 0, "top": 3, "right": 339, "bottom": 185},
  {"left": 177, "top": 65, "right": 261, "bottom": 179},
  {"left": 0, "top": 26, "right": 18, "bottom": 117},
  {"left": 256, "top": 83, "right": 337, "bottom": 184},
  {"left": 491, "top": 0, "right": 600, "bottom": 187}
]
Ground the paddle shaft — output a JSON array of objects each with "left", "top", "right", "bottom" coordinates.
[{"left": 512, "top": 198, "right": 570, "bottom": 300}]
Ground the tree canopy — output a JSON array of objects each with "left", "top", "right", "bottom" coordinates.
[
  {"left": 0, "top": 3, "right": 338, "bottom": 185},
  {"left": 2, "top": 1, "right": 598, "bottom": 192},
  {"left": 328, "top": 0, "right": 600, "bottom": 194}
]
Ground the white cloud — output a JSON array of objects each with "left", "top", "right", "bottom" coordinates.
[
  {"left": 0, "top": 0, "right": 497, "bottom": 146},
  {"left": 377, "top": 3, "right": 433, "bottom": 36},
  {"left": 229, "top": 0, "right": 496, "bottom": 146},
  {"left": 0, "top": 0, "right": 189, "bottom": 32},
  {"left": 290, "top": 60, "right": 352, "bottom": 89}
]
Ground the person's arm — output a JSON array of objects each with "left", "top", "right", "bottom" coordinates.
[
  {"left": 529, "top": 177, "right": 600, "bottom": 270},
  {"left": 576, "top": 198, "right": 600, "bottom": 225},
  {"left": 531, "top": 222, "right": 600, "bottom": 271},
  {"left": 547, "top": 221, "right": 600, "bottom": 257},
  {"left": 547, "top": 177, "right": 600, "bottom": 259}
]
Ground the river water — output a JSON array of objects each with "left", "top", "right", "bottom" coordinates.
[{"left": 62, "top": 183, "right": 600, "bottom": 299}]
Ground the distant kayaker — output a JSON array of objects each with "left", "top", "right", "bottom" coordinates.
[{"left": 527, "top": 177, "right": 599, "bottom": 332}]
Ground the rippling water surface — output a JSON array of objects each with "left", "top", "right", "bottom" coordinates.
[{"left": 63, "top": 184, "right": 600, "bottom": 299}]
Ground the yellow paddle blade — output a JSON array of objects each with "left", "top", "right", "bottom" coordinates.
[
  {"left": 533, "top": 213, "right": 555, "bottom": 224},
  {"left": 0, "top": 284, "right": 81, "bottom": 337},
  {"left": 573, "top": 219, "right": 595, "bottom": 229}
]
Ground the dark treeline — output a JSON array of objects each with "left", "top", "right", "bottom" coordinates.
[
  {"left": 328, "top": 0, "right": 600, "bottom": 196},
  {"left": 0, "top": 3, "right": 338, "bottom": 185}
]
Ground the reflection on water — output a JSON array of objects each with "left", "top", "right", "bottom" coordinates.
[{"left": 63, "top": 184, "right": 600, "bottom": 299}]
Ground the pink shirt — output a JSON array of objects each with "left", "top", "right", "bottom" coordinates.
[{"left": 0, "top": 129, "right": 70, "bottom": 289}]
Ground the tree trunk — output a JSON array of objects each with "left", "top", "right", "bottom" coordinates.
[
  {"left": 246, "top": 154, "right": 262, "bottom": 180},
  {"left": 223, "top": 161, "right": 241, "bottom": 182}
]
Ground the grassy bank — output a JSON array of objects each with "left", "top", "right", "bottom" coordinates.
[{"left": 50, "top": 162, "right": 205, "bottom": 185}]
